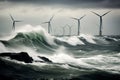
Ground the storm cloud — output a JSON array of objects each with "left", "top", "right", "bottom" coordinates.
[
  {"left": 1, "top": 0, "right": 120, "bottom": 8},
  {"left": 0, "top": 0, "right": 120, "bottom": 35}
]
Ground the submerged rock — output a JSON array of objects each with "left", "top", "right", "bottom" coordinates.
[
  {"left": 0, "top": 52, "right": 53, "bottom": 63},
  {"left": 104, "top": 37, "right": 115, "bottom": 41},
  {"left": 38, "top": 56, "right": 52, "bottom": 63},
  {"left": 0, "top": 52, "right": 33, "bottom": 63}
]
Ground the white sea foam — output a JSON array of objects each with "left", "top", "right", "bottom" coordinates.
[
  {"left": 67, "top": 36, "right": 85, "bottom": 46},
  {"left": 16, "top": 24, "right": 56, "bottom": 45},
  {"left": 0, "top": 24, "right": 120, "bottom": 74},
  {"left": 56, "top": 36, "right": 84, "bottom": 46},
  {"left": 80, "top": 34, "right": 96, "bottom": 44},
  {"left": 49, "top": 47, "right": 92, "bottom": 68},
  {"left": 0, "top": 42, "right": 7, "bottom": 52}
]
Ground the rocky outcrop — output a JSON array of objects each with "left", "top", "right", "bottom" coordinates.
[
  {"left": 0, "top": 52, "right": 33, "bottom": 63},
  {"left": 0, "top": 52, "right": 53, "bottom": 63},
  {"left": 38, "top": 56, "right": 52, "bottom": 63}
]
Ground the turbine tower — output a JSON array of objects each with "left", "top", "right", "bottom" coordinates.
[
  {"left": 91, "top": 11, "right": 111, "bottom": 36},
  {"left": 10, "top": 14, "right": 22, "bottom": 31},
  {"left": 71, "top": 15, "right": 85, "bottom": 36},
  {"left": 62, "top": 26, "right": 65, "bottom": 36},
  {"left": 43, "top": 15, "right": 54, "bottom": 34},
  {"left": 67, "top": 25, "right": 72, "bottom": 36}
]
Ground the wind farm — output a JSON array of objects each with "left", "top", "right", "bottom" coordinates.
[
  {"left": 0, "top": 0, "right": 120, "bottom": 80},
  {"left": 7, "top": 11, "right": 114, "bottom": 38},
  {"left": 8, "top": 11, "right": 113, "bottom": 37}
]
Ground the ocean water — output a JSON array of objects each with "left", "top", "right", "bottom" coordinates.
[{"left": 0, "top": 25, "right": 120, "bottom": 80}]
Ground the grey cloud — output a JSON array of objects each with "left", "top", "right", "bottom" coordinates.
[{"left": 1, "top": 0, "right": 120, "bottom": 8}]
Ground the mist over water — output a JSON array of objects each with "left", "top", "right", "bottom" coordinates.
[{"left": 0, "top": 25, "right": 120, "bottom": 80}]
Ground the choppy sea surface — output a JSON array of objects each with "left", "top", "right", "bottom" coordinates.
[{"left": 0, "top": 25, "right": 120, "bottom": 80}]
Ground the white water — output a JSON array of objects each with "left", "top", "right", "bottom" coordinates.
[
  {"left": 80, "top": 34, "right": 96, "bottom": 44},
  {"left": 0, "top": 24, "right": 120, "bottom": 74}
]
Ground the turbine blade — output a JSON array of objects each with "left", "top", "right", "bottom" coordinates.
[
  {"left": 80, "top": 15, "right": 86, "bottom": 20},
  {"left": 49, "top": 15, "right": 55, "bottom": 22},
  {"left": 9, "top": 14, "right": 14, "bottom": 21},
  {"left": 15, "top": 20, "right": 22, "bottom": 22},
  {"left": 71, "top": 17, "right": 78, "bottom": 20},
  {"left": 66, "top": 24, "right": 72, "bottom": 28},
  {"left": 102, "top": 11, "right": 111, "bottom": 16},
  {"left": 91, "top": 11, "right": 101, "bottom": 17},
  {"left": 42, "top": 22, "right": 49, "bottom": 24}
]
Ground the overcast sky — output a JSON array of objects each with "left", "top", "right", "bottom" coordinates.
[{"left": 0, "top": 0, "right": 120, "bottom": 36}]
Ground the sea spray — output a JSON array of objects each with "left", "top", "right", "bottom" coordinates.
[{"left": 0, "top": 24, "right": 120, "bottom": 80}]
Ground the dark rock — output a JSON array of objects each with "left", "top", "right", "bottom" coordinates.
[
  {"left": 105, "top": 37, "right": 114, "bottom": 41},
  {"left": 38, "top": 56, "right": 52, "bottom": 63},
  {"left": 0, "top": 52, "right": 33, "bottom": 63}
]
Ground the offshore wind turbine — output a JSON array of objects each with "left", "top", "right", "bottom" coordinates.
[
  {"left": 10, "top": 14, "right": 22, "bottom": 31},
  {"left": 62, "top": 25, "right": 70, "bottom": 36},
  {"left": 67, "top": 25, "right": 72, "bottom": 36},
  {"left": 62, "top": 26, "right": 66, "bottom": 36},
  {"left": 62, "top": 24, "right": 68, "bottom": 36},
  {"left": 91, "top": 11, "right": 111, "bottom": 36},
  {"left": 71, "top": 15, "right": 85, "bottom": 36},
  {"left": 42, "top": 15, "right": 55, "bottom": 34}
]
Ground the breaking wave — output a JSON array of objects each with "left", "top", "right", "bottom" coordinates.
[{"left": 0, "top": 24, "right": 120, "bottom": 80}]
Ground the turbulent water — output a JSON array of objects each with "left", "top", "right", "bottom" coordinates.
[{"left": 0, "top": 25, "right": 120, "bottom": 80}]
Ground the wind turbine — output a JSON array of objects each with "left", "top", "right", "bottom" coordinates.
[
  {"left": 42, "top": 15, "right": 55, "bottom": 34},
  {"left": 71, "top": 15, "right": 85, "bottom": 36},
  {"left": 67, "top": 25, "right": 72, "bottom": 36},
  {"left": 91, "top": 11, "right": 111, "bottom": 36},
  {"left": 10, "top": 14, "right": 22, "bottom": 31},
  {"left": 62, "top": 26, "right": 66, "bottom": 36}
]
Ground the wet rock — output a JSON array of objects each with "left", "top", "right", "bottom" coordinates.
[
  {"left": 38, "top": 56, "right": 52, "bottom": 63},
  {"left": 0, "top": 52, "right": 33, "bottom": 63},
  {"left": 104, "top": 37, "right": 114, "bottom": 41}
]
